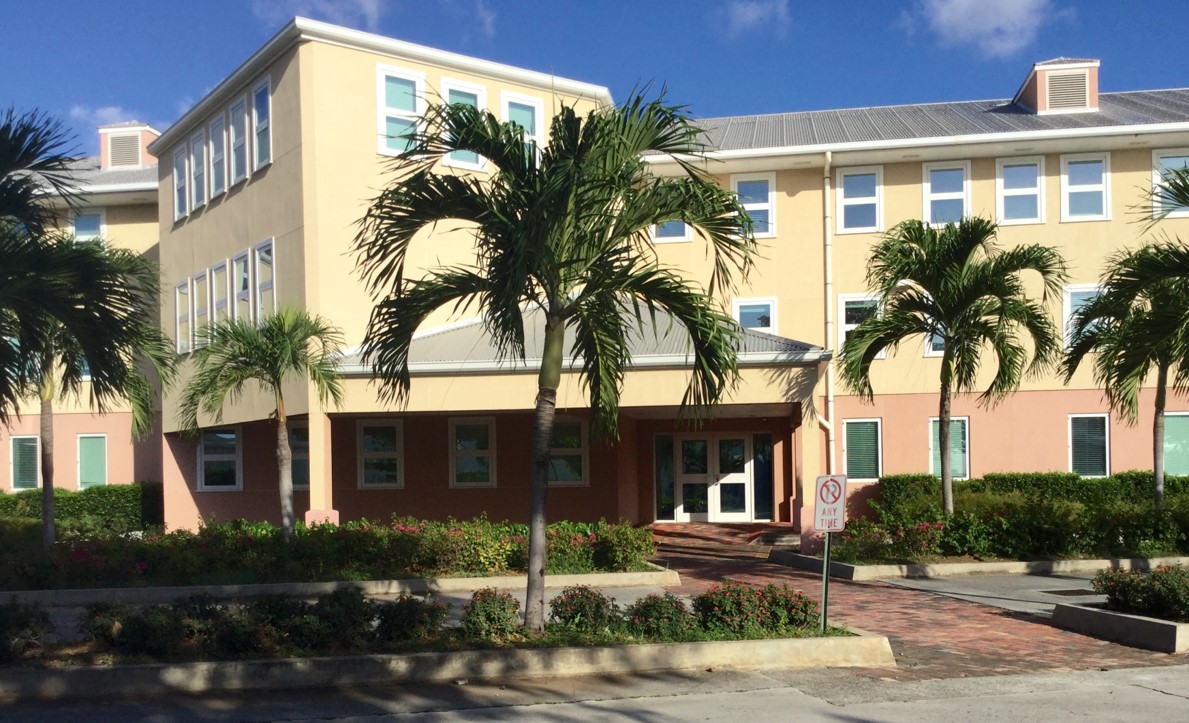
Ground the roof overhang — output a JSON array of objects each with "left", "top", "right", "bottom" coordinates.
[{"left": 41, "top": 181, "right": 159, "bottom": 208}]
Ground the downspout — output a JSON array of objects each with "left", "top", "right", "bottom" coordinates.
[{"left": 818, "top": 151, "right": 837, "bottom": 474}]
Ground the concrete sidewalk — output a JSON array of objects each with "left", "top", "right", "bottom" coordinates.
[{"left": 879, "top": 571, "right": 1106, "bottom": 617}]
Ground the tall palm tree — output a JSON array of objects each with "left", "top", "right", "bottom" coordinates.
[
  {"left": 0, "top": 107, "right": 79, "bottom": 235},
  {"left": 178, "top": 307, "right": 345, "bottom": 541},
  {"left": 838, "top": 218, "right": 1066, "bottom": 515},
  {"left": 353, "top": 93, "right": 755, "bottom": 631}
]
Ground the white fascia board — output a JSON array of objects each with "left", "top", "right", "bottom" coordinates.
[{"left": 73, "top": 181, "right": 159, "bottom": 194}]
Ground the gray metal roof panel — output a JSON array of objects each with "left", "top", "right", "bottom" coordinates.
[{"left": 59, "top": 156, "right": 159, "bottom": 189}]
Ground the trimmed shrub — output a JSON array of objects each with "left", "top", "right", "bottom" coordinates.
[
  {"left": 877, "top": 474, "right": 941, "bottom": 515},
  {"left": 760, "top": 584, "right": 818, "bottom": 630},
  {"left": 0, "top": 482, "right": 162, "bottom": 533},
  {"left": 1093, "top": 565, "right": 1189, "bottom": 622},
  {"left": 0, "top": 598, "right": 51, "bottom": 662},
  {"left": 311, "top": 586, "right": 375, "bottom": 652},
  {"left": 375, "top": 596, "right": 450, "bottom": 644},
  {"left": 117, "top": 604, "right": 188, "bottom": 657},
  {"left": 624, "top": 593, "right": 694, "bottom": 640},
  {"left": 548, "top": 586, "right": 619, "bottom": 633},
  {"left": 593, "top": 520, "right": 655, "bottom": 571},
  {"left": 462, "top": 588, "right": 521, "bottom": 641},
  {"left": 691, "top": 579, "right": 767, "bottom": 636}
]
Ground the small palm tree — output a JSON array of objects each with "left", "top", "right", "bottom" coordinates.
[
  {"left": 354, "top": 92, "right": 755, "bottom": 631},
  {"left": 178, "top": 308, "right": 345, "bottom": 541},
  {"left": 0, "top": 107, "right": 79, "bottom": 235},
  {"left": 838, "top": 218, "right": 1066, "bottom": 515}
]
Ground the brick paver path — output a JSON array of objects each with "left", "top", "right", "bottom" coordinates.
[{"left": 659, "top": 552, "right": 1181, "bottom": 681}]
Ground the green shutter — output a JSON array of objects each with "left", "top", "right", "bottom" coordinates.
[
  {"left": 1071, "top": 416, "right": 1107, "bottom": 477},
  {"left": 931, "top": 419, "right": 968, "bottom": 478},
  {"left": 11, "top": 437, "right": 38, "bottom": 489},
  {"left": 78, "top": 436, "right": 107, "bottom": 488},
  {"left": 845, "top": 421, "right": 880, "bottom": 479},
  {"left": 1165, "top": 416, "right": 1189, "bottom": 475}
]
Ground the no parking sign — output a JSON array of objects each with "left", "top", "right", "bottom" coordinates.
[{"left": 814, "top": 475, "right": 847, "bottom": 531}]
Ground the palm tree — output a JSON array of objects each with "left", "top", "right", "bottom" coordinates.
[
  {"left": 353, "top": 92, "right": 755, "bottom": 631},
  {"left": 177, "top": 307, "right": 345, "bottom": 541},
  {"left": 838, "top": 218, "right": 1066, "bottom": 516},
  {"left": 0, "top": 107, "right": 79, "bottom": 235}
]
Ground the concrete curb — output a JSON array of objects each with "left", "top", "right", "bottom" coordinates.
[
  {"left": 3, "top": 563, "right": 681, "bottom": 607},
  {"left": 769, "top": 551, "right": 1189, "bottom": 581},
  {"left": 0, "top": 633, "right": 894, "bottom": 702},
  {"left": 1052, "top": 603, "right": 1189, "bottom": 653}
]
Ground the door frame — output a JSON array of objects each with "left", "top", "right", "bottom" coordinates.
[{"left": 672, "top": 433, "right": 755, "bottom": 522}]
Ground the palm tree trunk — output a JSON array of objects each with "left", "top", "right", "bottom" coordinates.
[
  {"left": 1154, "top": 360, "right": 1169, "bottom": 515},
  {"left": 525, "top": 315, "right": 564, "bottom": 633},
  {"left": 276, "top": 394, "right": 295, "bottom": 542},
  {"left": 938, "top": 355, "right": 954, "bottom": 517},
  {"left": 40, "top": 379, "right": 56, "bottom": 551}
]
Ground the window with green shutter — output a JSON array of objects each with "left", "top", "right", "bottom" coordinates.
[
  {"left": 78, "top": 435, "right": 107, "bottom": 488},
  {"left": 11, "top": 436, "right": 38, "bottom": 490},
  {"left": 844, "top": 420, "right": 881, "bottom": 479},
  {"left": 1165, "top": 415, "right": 1189, "bottom": 475},
  {"left": 1070, "top": 415, "right": 1108, "bottom": 477},
  {"left": 930, "top": 418, "right": 968, "bottom": 478}
]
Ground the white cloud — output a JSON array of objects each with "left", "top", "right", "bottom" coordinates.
[
  {"left": 69, "top": 105, "right": 140, "bottom": 128},
  {"left": 723, "top": 0, "right": 790, "bottom": 40},
  {"left": 251, "top": 0, "right": 385, "bottom": 32},
  {"left": 913, "top": 0, "right": 1057, "bottom": 58},
  {"left": 475, "top": 0, "right": 496, "bottom": 39}
]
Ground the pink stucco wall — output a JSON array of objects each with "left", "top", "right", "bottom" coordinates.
[{"left": 0, "top": 411, "right": 158, "bottom": 492}]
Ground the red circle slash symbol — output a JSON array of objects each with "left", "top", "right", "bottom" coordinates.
[{"left": 819, "top": 478, "right": 842, "bottom": 506}]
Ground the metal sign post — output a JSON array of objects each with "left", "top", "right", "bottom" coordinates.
[{"left": 814, "top": 475, "right": 848, "bottom": 633}]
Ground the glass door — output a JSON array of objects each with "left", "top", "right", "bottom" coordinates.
[
  {"left": 674, "top": 434, "right": 753, "bottom": 522},
  {"left": 714, "top": 435, "right": 752, "bottom": 522},
  {"left": 676, "top": 437, "right": 711, "bottom": 522}
]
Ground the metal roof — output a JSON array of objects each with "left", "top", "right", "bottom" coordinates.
[
  {"left": 63, "top": 156, "right": 158, "bottom": 190},
  {"left": 1035, "top": 57, "right": 1098, "bottom": 66},
  {"left": 688, "top": 89, "right": 1189, "bottom": 153}
]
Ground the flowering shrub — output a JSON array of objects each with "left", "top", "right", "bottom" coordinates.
[
  {"left": 759, "top": 584, "right": 818, "bottom": 630},
  {"left": 376, "top": 596, "right": 450, "bottom": 644},
  {"left": 548, "top": 586, "right": 620, "bottom": 633},
  {"left": 1093, "top": 565, "right": 1189, "bottom": 622},
  {"left": 462, "top": 588, "right": 521, "bottom": 641},
  {"left": 691, "top": 579, "right": 767, "bottom": 635},
  {"left": 624, "top": 593, "right": 694, "bottom": 639}
]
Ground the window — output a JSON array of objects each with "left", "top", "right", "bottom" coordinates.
[
  {"left": 78, "top": 434, "right": 107, "bottom": 489},
  {"left": 358, "top": 420, "right": 403, "bottom": 488},
  {"left": 199, "top": 428, "right": 241, "bottom": 491},
  {"left": 209, "top": 115, "right": 226, "bottom": 197},
  {"left": 192, "top": 271, "right": 209, "bottom": 347},
  {"left": 1063, "top": 284, "right": 1100, "bottom": 347},
  {"left": 229, "top": 97, "right": 249, "bottom": 185},
  {"left": 923, "top": 161, "right": 970, "bottom": 225},
  {"left": 1069, "top": 414, "right": 1109, "bottom": 477},
  {"left": 925, "top": 331, "right": 946, "bottom": 357},
  {"left": 502, "top": 93, "right": 544, "bottom": 160},
  {"left": 733, "top": 172, "right": 775, "bottom": 237},
  {"left": 441, "top": 78, "right": 486, "bottom": 170},
  {"left": 1165, "top": 414, "right": 1189, "bottom": 476},
  {"left": 254, "top": 240, "right": 274, "bottom": 319},
  {"left": 836, "top": 167, "right": 881, "bottom": 233},
  {"left": 548, "top": 418, "right": 588, "bottom": 486},
  {"left": 189, "top": 129, "right": 206, "bottom": 210},
  {"left": 1153, "top": 149, "right": 1189, "bottom": 218},
  {"left": 211, "top": 262, "right": 230, "bottom": 322},
  {"left": 175, "top": 281, "right": 191, "bottom": 354},
  {"left": 377, "top": 66, "right": 424, "bottom": 155},
  {"left": 10, "top": 436, "right": 38, "bottom": 490},
  {"left": 1061, "top": 153, "right": 1110, "bottom": 222},
  {"left": 252, "top": 79, "right": 271, "bottom": 170},
  {"left": 449, "top": 417, "right": 496, "bottom": 488},
  {"left": 930, "top": 417, "right": 969, "bottom": 479},
  {"left": 172, "top": 146, "right": 187, "bottom": 221},
  {"left": 837, "top": 294, "right": 884, "bottom": 359},
  {"left": 232, "top": 252, "right": 252, "bottom": 322},
  {"left": 733, "top": 297, "right": 776, "bottom": 334},
  {"left": 290, "top": 423, "right": 309, "bottom": 490},
  {"left": 996, "top": 157, "right": 1044, "bottom": 224},
  {"left": 843, "top": 419, "right": 881, "bottom": 480},
  {"left": 652, "top": 220, "right": 690, "bottom": 243},
  {"left": 72, "top": 209, "right": 103, "bottom": 242}
]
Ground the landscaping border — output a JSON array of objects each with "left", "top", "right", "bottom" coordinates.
[
  {"left": 4, "top": 563, "right": 681, "bottom": 607},
  {"left": 1052, "top": 603, "right": 1189, "bottom": 653},
  {"left": 0, "top": 631, "right": 894, "bottom": 702},
  {"left": 769, "top": 551, "right": 1189, "bottom": 581}
]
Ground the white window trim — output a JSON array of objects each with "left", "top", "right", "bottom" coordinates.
[
  {"left": 376, "top": 65, "right": 426, "bottom": 157},
  {"left": 929, "top": 416, "right": 970, "bottom": 480},
  {"left": 211, "top": 261, "right": 230, "bottom": 322},
  {"left": 252, "top": 78, "right": 272, "bottom": 171},
  {"left": 924, "top": 332, "right": 946, "bottom": 358},
  {"left": 192, "top": 270, "right": 209, "bottom": 348},
  {"left": 922, "top": 161, "right": 971, "bottom": 226},
  {"left": 290, "top": 421, "right": 309, "bottom": 491},
  {"left": 229, "top": 96, "right": 249, "bottom": 186},
  {"left": 76, "top": 433, "right": 107, "bottom": 490},
  {"left": 198, "top": 427, "right": 243, "bottom": 492},
  {"left": 232, "top": 251, "right": 253, "bottom": 323},
  {"left": 440, "top": 77, "right": 488, "bottom": 172},
  {"left": 842, "top": 418, "right": 883, "bottom": 481},
  {"left": 1152, "top": 148, "right": 1189, "bottom": 220},
  {"left": 175, "top": 280, "right": 191, "bottom": 354},
  {"left": 208, "top": 113, "right": 227, "bottom": 199},
  {"left": 548, "top": 416, "right": 589, "bottom": 487},
  {"left": 1060, "top": 152, "right": 1111, "bottom": 222},
  {"left": 172, "top": 145, "right": 187, "bottom": 221},
  {"left": 357, "top": 418, "right": 405, "bottom": 489},
  {"left": 500, "top": 91, "right": 545, "bottom": 156},
  {"left": 732, "top": 296, "right": 778, "bottom": 335},
  {"left": 71, "top": 208, "right": 106, "bottom": 243},
  {"left": 189, "top": 129, "right": 206, "bottom": 211},
  {"left": 732, "top": 171, "right": 776, "bottom": 238},
  {"left": 449, "top": 416, "right": 497, "bottom": 489},
  {"left": 1062, "top": 283, "right": 1100, "bottom": 349},
  {"left": 835, "top": 166, "right": 883, "bottom": 234},
  {"left": 10, "top": 435, "right": 39, "bottom": 491},
  {"left": 651, "top": 220, "right": 692, "bottom": 244},
  {"left": 1068, "top": 413, "right": 1110, "bottom": 478},
  {"left": 995, "top": 156, "right": 1045, "bottom": 225},
  {"left": 837, "top": 293, "right": 885, "bottom": 360},
  {"left": 254, "top": 239, "right": 275, "bottom": 321}
]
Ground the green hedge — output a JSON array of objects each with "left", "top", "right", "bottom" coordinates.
[{"left": 0, "top": 482, "right": 162, "bottom": 533}]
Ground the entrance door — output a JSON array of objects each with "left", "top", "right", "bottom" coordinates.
[{"left": 674, "top": 434, "right": 753, "bottom": 522}]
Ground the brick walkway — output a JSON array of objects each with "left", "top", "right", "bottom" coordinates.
[{"left": 659, "top": 552, "right": 1181, "bottom": 681}]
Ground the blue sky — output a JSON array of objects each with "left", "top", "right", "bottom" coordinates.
[{"left": 3, "top": 0, "right": 1187, "bottom": 155}]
